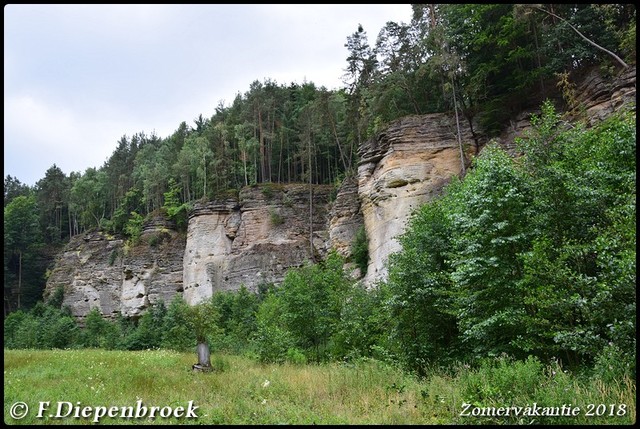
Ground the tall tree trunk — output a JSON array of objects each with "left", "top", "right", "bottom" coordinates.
[
  {"left": 203, "top": 153, "right": 207, "bottom": 199},
  {"left": 258, "top": 110, "right": 267, "bottom": 182},
  {"left": 17, "top": 250, "right": 22, "bottom": 310},
  {"left": 452, "top": 81, "right": 466, "bottom": 176},
  {"left": 306, "top": 113, "right": 314, "bottom": 258},
  {"left": 278, "top": 129, "right": 284, "bottom": 183},
  {"left": 429, "top": 4, "right": 437, "bottom": 28}
]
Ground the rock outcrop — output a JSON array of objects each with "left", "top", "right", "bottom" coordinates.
[
  {"left": 45, "top": 218, "right": 185, "bottom": 322},
  {"left": 496, "top": 65, "right": 636, "bottom": 155},
  {"left": 572, "top": 65, "right": 636, "bottom": 126},
  {"left": 182, "top": 184, "right": 332, "bottom": 305},
  {"left": 45, "top": 65, "right": 635, "bottom": 318},
  {"left": 358, "top": 114, "right": 475, "bottom": 285},
  {"left": 327, "top": 175, "right": 362, "bottom": 259}
]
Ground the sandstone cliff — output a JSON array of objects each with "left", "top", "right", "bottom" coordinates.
[
  {"left": 45, "top": 65, "right": 635, "bottom": 318},
  {"left": 45, "top": 216, "right": 185, "bottom": 321},
  {"left": 183, "top": 184, "right": 332, "bottom": 305},
  {"left": 358, "top": 113, "right": 475, "bottom": 285}
]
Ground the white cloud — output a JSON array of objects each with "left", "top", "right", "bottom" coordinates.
[
  {"left": 4, "top": 94, "right": 151, "bottom": 185},
  {"left": 4, "top": 4, "right": 414, "bottom": 186}
]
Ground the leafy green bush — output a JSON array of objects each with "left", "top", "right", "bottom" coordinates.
[
  {"left": 4, "top": 302, "right": 79, "bottom": 349},
  {"left": 592, "top": 343, "right": 635, "bottom": 385},
  {"left": 210, "top": 286, "right": 260, "bottom": 354},
  {"left": 82, "top": 307, "right": 112, "bottom": 348},
  {"left": 124, "top": 211, "right": 144, "bottom": 244},
  {"left": 4, "top": 310, "right": 30, "bottom": 348},
  {"left": 351, "top": 225, "right": 369, "bottom": 275},
  {"left": 332, "top": 282, "right": 390, "bottom": 362},
  {"left": 123, "top": 302, "right": 167, "bottom": 350},
  {"left": 162, "top": 178, "right": 190, "bottom": 231},
  {"left": 460, "top": 355, "right": 544, "bottom": 407},
  {"left": 385, "top": 102, "right": 636, "bottom": 371},
  {"left": 269, "top": 208, "right": 285, "bottom": 226},
  {"left": 162, "top": 295, "right": 196, "bottom": 352},
  {"left": 261, "top": 182, "right": 276, "bottom": 199},
  {"left": 286, "top": 348, "right": 308, "bottom": 365},
  {"left": 254, "top": 293, "right": 296, "bottom": 363}
]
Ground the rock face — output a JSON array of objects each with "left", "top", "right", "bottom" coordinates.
[
  {"left": 45, "top": 65, "right": 636, "bottom": 318},
  {"left": 572, "top": 65, "right": 636, "bottom": 126},
  {"left": 45, "top": 217, "right": 185, "bottom": 321},
  {"left": 327, "top": 175, "right": 362, "bottom": 259},
  {"left": 358, "top": 114, "right": 475, "bottom": 285},
  {"left": 182, "top": 184, "right": 332, "bottom": 305},
  {"left": 45, "top": 232, "right": 125, "bottom": 322},
  {"left": 496, "top": 65, "right": 637, "bottom": 155}
]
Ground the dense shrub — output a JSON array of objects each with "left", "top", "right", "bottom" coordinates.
[{"left": 385, "top": 103, "right": 636, "bottom": 372}]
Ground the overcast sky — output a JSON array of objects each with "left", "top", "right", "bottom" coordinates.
[{"left": 4, "top": 4, "right": 413, "bottom": 186}]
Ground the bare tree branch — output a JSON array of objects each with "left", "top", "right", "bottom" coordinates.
[{"left": 528, "top": 5, "right": 628, "bottom": 69}]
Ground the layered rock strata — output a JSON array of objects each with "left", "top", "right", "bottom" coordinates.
[
  {"left": 358, "top": 113, "right": 475, "bottom": 286},
  {"left": 572, "top": 65, "right": 636, "bottom": 126},
  {"left": 45, "top": 65, "right": 635, "bottom": 317},
  {"left": 45, "top": 219, "right": 185, "bottom": 322},
  {"left": 182, "top": 184, "right": 332, "bottom": 305}
]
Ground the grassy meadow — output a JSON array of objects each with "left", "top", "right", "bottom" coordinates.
[{"left": 4, "top": 349, "right": 635, "bottom": 425}]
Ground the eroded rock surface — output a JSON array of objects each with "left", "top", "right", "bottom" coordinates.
[
  {"left": 45, "top": 65, "right": 635, "bottom": 317},
  {"left": 45, "top": 217, "right": 185, "bottom": 322},
  {"left": 358, "top": 114, "right": 474, "bottom": 285},
  {"left": 183, "top": 184, "right": 332, "bottom": 304}
]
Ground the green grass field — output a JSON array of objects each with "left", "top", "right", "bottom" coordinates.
[{"left": 4, "top": 349, "right": 635, "bottom": 425}]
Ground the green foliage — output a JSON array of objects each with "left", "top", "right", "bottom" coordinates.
[
  {"left": 268, "top": 208, "right": 285, "bottom": 226},
  {"left": 188, "top": 298, "right": 223, "bottom": 345},
  {"left": 82, "top": 307, "right": 113, "bottom": 348},
  {"left": 69, "top": 167, "right": 107, "bottom": 231},
  {"left": 210, "top": 285, "right": 260, "bottom": 353},
  {"left": 210, "top": 354, "right": 231, "bottom": 372},
  {"left": 279, "top": 253, "right": 353, "bottom": 362},
  {"left": 350, "top": 225, "right": 369, "bottom": 275},
  {"left": 386, "top": 103, "right": 636, "bottom": 372},
  {"left": 108, "top": 249, "right": 119, "bottom": 265},
  {"left": 260, "top": 182, "right": 276, "bottom": 199},
  {"left": 286, "top": 348, "right": 308, "bottom": 365},
  {"left": 4, "top": 310, "right": 30, "bottom": 347},
  {"left": 460, "top": 355, "right": 544, "bottom": 407},
  {"left": 147, "top": 233, "right": 162, "bottom": 247},
  {"left": 592, "top": 343, "right": 635, "bottom": 385},
  {"left": 4, "top": 174, "right": 31, "bottom": 207},
  {"left": 123, "top": 211, "right": 144, "bottom": 244},
  {"left": 254, "top": 293, "right": 296, "bottom": 364},
  {"left": 448, "top": 144, "right": 535, "bottom": 359},
  {"left": 102, "top": 187, "right": 143, "bottom": 235},
  {"left": 254, "top": 253, "right": 354, "bottom": 363},
  {"left": 123, "top": 302, "right": 167, "bottom": 350},
  {"left": 4, "top": 193, "right": 44, "bottom": 310},
  {"left": 162, "top": 295, "right": 196, "bottom": 352},
  {"left": 331, "top": 282, "right": 390, "bottom": 362},
  {"left": 386, "top": 194, "right": 461, "bottom": 373},
  {"left": 162, "top": 178, "right": 190, "bottom": 231},
  {"left": 5, "top": 349, "right": 635, "bottom": 424},
  {"left": 45, "top": 285, "right": 65, "bottom": 309},
  {"left": 35, "top": 164, "right": 71, "bottom": 244},
  {"left": 3, "top": 302, "right": 78, "bottom": 349}
]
